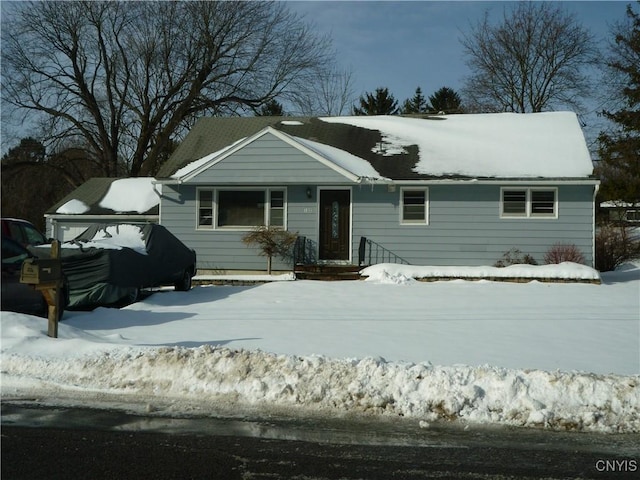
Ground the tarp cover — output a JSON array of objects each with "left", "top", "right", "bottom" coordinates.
[{"left": 36, "top": 224, "right": 195, "bottom": 309}]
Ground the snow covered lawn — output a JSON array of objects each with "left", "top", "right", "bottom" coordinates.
[{"left": 1, "top": 263, "right": 639, "bottom": 433}]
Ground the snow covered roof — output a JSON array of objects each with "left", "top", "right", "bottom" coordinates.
[
  {"left": 321, "top": 112, "right": 593, "bottom": 178},
  {"left": 600, "top": 200, "right": 640, "bottom": 208},
  {"left": 47, "top": 177, "right": 160, "bottom": 217},
  {"left": 161, "top": 112, "right": 595, "bottom": 182}
]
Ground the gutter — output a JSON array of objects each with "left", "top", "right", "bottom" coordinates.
[
  {"left": 592, "top": 182, "right": 600, "bottom": 269},
  {"left": 152, "top": 178, "right": 181, "bottom": 185},
  {"left": 45, "top": 214, "right": 159, "bottom": 221},
  {"left": 392, "top": 178, "right": 600, "bottom": 186}
]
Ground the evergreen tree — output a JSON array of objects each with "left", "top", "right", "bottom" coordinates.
[
  {"left": 256, "top": 100, "right": 286, "bottom": 116},
  {"left": 353, "top": 87, "right": 399, "bottom": 115},
  {"left": 596, "top": 3, "right": 640, "bottom": 205},
  {"left": 401, "top": 87, "right": 429, "bottom": 114},
  {"left": 0, "top": 137, "right": 46, "bottom": 164},
  {"left": 428, "top": 87, "right": 463, "bottom": 114}
]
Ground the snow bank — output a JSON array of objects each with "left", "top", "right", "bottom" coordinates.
[
  {"left": 2, "top": 264, "right": 637, "bottom": 433},
  {"left": 361, "top": 263, "right": 601, "bottom": 282},
  {"left": 2, "top": 343, "right": 637, "bottom": 433}
]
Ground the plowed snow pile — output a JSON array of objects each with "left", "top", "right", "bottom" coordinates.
[{"left": 2, "top": 263, "right": 639, "bottom": 432}]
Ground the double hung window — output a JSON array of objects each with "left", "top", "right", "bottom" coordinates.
[
  {"left": 501, "top": 188, "right": 557, "bottom": 218},
  {"left": 400, "top": 188, "right": 429, "bottom": 225}
]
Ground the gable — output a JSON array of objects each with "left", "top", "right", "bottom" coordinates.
[
  {"left": 157, "top": 116, "right": 313, "bottom": 178},
  {"left": 181, "top": 130, "right": 362, "bottom": 184}
]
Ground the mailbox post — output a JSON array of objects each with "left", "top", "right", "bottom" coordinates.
[{"left": 20, "top": 240, "right": 63, "bottom": 338}]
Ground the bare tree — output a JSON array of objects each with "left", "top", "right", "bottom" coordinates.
[
  {"left": 461, "top": 2, "right": 597, "bottom": 113},
  {"left": 291, "top": 66, "right": 357, "bottom": 116},
  {"left": 1, "top": 1, "right": 332, "bottom": 176}
]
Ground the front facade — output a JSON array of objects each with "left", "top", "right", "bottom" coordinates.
[{"left": 156, "top": 114, "right": 599, "bottom": 271}]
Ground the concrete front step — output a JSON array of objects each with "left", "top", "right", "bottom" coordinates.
[
  {"left": 294, "top": 264, "right": 364, "bottom": 281},
  {"left": 295, "top": 272, "right": 363, "bottom": 281}
]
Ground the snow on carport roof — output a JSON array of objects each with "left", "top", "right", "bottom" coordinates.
[{"left": 320, "top": 112, "right": 594, "bottom": 178}]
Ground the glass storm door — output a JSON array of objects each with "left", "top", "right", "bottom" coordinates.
[{"left": 319, "top": 189, "right": 350, "bottom": 261}]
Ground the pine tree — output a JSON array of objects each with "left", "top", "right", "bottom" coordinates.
[
  {"left": 596, "top": 4, "right": 640, "bottom": 205},
  {"left": 352, "top": 87, "right": 399, "bottom": 115},
  {"left": 401, "top": 87, "right": 429, "bottom": 114},
  {"left": 428, "top": 87, "right": 463, "bottom": 114},
  {"left": 256, "top": 100, "right": 285, "bottom": 116}
]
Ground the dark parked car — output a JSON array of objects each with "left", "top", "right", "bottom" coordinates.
[
  {"left": 1, "top": 218, "right": 49, "bottom": 247},
  {"left": 32, "top": 223, "right": 197, "bottom": 310},
  {"left": 1, "top": 236, "right": 67, "bottom": 321}
]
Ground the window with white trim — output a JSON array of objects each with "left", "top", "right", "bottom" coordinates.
[
  {"left": 401, "top": 188, "right": 429, "bottom": 224},
  {"left": 197, "top": 188, "right": 286, "bottom": 229},
  {"left": 624, "top": 209, "right": 640, "bottom": 222},
  {"left": 501, "top": 188, "right": 557, "bottom": 218},
  {"left": 198, "top": 190, "right": 214, "bottom": 227}
]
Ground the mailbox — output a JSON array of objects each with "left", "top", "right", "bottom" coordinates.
[{"left": 20, "top": 258, "right": 62, "bottom": 285}]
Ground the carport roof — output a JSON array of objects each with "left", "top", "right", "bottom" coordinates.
[{"left": 46, "top": 177, "right": 159, "bottom": 216}]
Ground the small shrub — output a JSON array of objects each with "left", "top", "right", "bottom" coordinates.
[
  {"left": 494, "top": 248, "right": 538, "bottom": 267},
  {"left": 544, "top": 243, "right": 585, "bottom": 265},
  {"left": 595, "top": 222, "right": 640, "bottom": 272},
  {"left": 242, "top": 226, "right": 298, "bottom": 274}
]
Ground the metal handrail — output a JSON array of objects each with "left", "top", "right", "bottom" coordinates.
[{"left": 358, "top": 237, "right": 411, "bottom": 266}]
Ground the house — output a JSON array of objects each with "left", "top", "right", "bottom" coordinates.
[
  {"left": 599, "top": 201, "right": 640, "bottom": 224},
  {"left": 151, "top": 112, "right": 598, "bottom": 272},
  {"left": 45, "top": 177, "right": 159, "bottom": 241}
]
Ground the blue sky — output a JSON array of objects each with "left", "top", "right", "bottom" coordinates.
[{"left": 287, "top": 0, "right": 626, "bottom": 116}]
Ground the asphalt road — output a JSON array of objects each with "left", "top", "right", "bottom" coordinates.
[{"left": 2, "top": 405, "right": 639, "bottom": 479}]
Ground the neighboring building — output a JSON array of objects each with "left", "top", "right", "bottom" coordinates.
[
  {"left": 599, "top": 201, "right": 640, "bottom": 224},
  {"left": 149, "top": 112, "right": 598, "bottom": 271},
  {"left": 45, "top": 177, "right": 159, "bottom": 241}
]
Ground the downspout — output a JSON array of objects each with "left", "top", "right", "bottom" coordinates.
[{"left": 592, "top": 183, "right": 600, "bottom": 269}]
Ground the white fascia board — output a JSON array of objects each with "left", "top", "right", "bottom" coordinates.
[
  {"left": 176, "top": 133, "right": 265, "bottom": 183},
  {"left": 172, "top": 127, "right": 359, "bottom": 185},
  {"left": 391, "top": 178, "right": 600, "bottom": 186},
  {"left": 264, "top": 128, "right": 361, "bottom": 183},
  {"left": 44, "top": 214, "right": 159, "bottom": 221}
]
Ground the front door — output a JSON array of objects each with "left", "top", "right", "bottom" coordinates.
[{"left": 319, "top": 189, "right": 350, "bottom": 261}]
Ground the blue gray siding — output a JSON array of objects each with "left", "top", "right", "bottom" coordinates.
[
  {"left": 160, "top": 184, "right": 318, "bottom": 271},
  {"left": 160, "top": 182, "right": 596, "bottom": 270},
  {"left": 187, "top": 133, "right": 352, "bottom": 185},
  {"left": 352, "top": 184, "right": 595, "bottom": 267}
]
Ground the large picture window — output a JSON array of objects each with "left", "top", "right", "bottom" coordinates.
[
  {"left": 218, "top": 190, "right": 265, "bottom": 227},
  {"left": 400, "top": 188, "right": 429, "bottom": 225},
  {"left": 501, "top": 188, "right": 557, "bottom": 218},
  {"left": 198, "top": 188, "right": 286, "bottom": 229}
]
